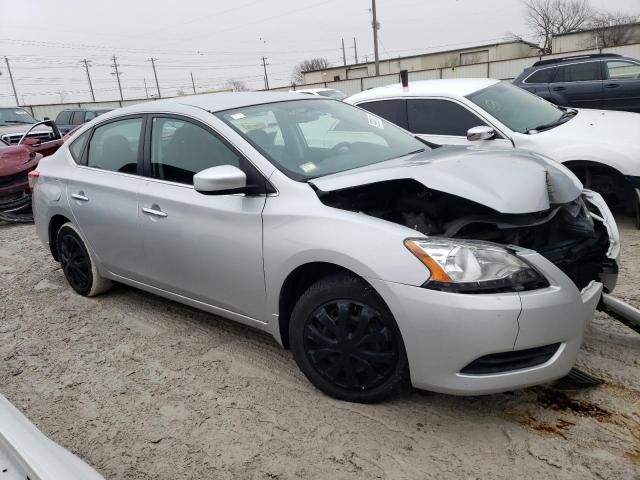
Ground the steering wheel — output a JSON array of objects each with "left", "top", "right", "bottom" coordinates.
[{"left": 328, "top": 141, "right": 353, "bottom": 156}]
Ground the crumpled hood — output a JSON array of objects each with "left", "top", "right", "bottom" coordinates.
[{"left": 310, "top": 146, "right": 583, "bottom": 214}]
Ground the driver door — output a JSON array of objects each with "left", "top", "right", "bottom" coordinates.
[{"left": 405, "top": 98, "right": 512, "bottom": 148}]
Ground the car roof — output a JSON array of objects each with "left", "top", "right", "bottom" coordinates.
[
  {"left": 99, "top": 92, "right": 320, "bottom": 118},
  {"left": 295, "top": 88, "right": 336, "bottom": 93},
  {"left": 346, "top": 78, "right": 500, "bottom": 103}
]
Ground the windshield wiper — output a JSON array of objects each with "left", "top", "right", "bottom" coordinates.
[
  {"left": 525, "top": 108, "right": 577, "bottom": 134},
  {"left": 2, "top": 120, "right": 34, "bottom": 124}
]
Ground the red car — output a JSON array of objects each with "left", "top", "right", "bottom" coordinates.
[{"left": 0, "top": 121, "right": 64, "bottom": 223}]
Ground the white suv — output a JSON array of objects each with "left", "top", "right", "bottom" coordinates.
[{"left": 346, "top": 79, "right": 640, "bottom": 226}]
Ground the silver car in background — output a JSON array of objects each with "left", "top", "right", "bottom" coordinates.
[{"left": 31, "top": 93, "right": 618, "bottom": 402}]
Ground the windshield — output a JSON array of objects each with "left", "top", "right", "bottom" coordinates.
[
  {"left": 466, "top": 82, "right": 565, "bottom": 134},
  {"left": 216, "top": 99, "right": 427, "bottom": 180},
  {"left": 317, "top": 89, "right": 347, "bottom": 100},
  {"left": 0, "top": 108, "right": 37, "bottom": 125}
]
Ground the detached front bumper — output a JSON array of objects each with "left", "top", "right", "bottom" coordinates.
[
  {"left": 369, "top": 250, "right": 602, "bottom": 396},
  {"left": 0, "top": 177, "right": 31, "bottom": 213}
]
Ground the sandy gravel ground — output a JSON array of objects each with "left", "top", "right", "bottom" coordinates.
[{"left": 1, "top": 220, "right": 639, "bottom": 480}]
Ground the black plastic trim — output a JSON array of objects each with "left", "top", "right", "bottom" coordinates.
[{"left": 460, "top": 343, "right": 561, "bottom": 375}]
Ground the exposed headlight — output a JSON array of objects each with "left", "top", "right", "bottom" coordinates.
[{"left": 404, "top": 238, "right": 548, "bottom": 293}]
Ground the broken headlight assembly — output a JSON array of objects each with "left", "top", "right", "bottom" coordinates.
[{"left": 405, "top": 238, "right": 548, "bottom": 293}]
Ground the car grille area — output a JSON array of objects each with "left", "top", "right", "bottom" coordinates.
[
  {"left": 1, "top": 131, "right": 51, "bottom": 145},
  {"left": 460, "top": 343, "right": 561, "bottom": 375}
]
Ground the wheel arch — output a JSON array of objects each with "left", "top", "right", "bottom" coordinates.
[
  {"left": 277, "top": 261, "right": 382, "bottom": 349},
  {"left": 48, "top": 214, "right": 72, "bottom": 261}
]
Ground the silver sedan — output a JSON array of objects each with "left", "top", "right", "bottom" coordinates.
[{"left": 31, "top": 93, "right": 618, "bottom": 402}]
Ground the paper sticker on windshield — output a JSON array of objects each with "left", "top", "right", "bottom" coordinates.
[
  {"left": 230, "top": 113, "right": 246, "bottom": 120},
  {"left": 367, "top": 114, "right": 384, "bottom": 129},
  {"left": 300, "top": 162, "right": 318, "bottom": 173},
  {"left": 15, "top": 110, "right": 27, "bottom": 115}
]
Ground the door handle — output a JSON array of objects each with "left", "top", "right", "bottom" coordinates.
[
  {"left": 142, "top": 207, "right": 168, "bottom": 218},
  {"left": 552, "top": 86, "right": 566, "bottom": 91},
  {"left": 605, "top": 83, "right": 620, "bottom": 89},
  {"left": 71, "top": 193, "right": 89, "bottom": 202}
]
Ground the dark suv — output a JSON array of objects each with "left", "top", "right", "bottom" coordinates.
[
  {"left": 54, "top": 108, "right": 111, "bottom": 135},
  {"left": 513, "top": 53, "right": 640, "bottom": 113}
]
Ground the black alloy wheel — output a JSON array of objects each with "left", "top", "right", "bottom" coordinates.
[
  {"left": 290, "top": 274, "right": 408, "bottom": 403},
  {"left": 57, "top": 227, "right": 92, "bottom": 294},
  {"left": 304, "top": 300, "right": 399, "bottom": 391}
]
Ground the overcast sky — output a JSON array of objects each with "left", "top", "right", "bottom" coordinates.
[{"left": 0, "top": 0, "right": 637, "bottom": 106}]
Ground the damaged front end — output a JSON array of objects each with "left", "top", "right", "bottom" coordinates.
[{"left": 314, "top": 177, "right": 618, "bottom": 294}]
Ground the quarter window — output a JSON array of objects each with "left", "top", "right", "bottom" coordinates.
[
  {"left": 407, "top": 99, "right": 487, "bottom": 136},
  {"left": 87, "top": 118, "right": 142, "bottom": 174},
  {"left": 525, "top": 68, "right": 555, "bottom": 84},
  {"left": 555, "top": 62, "right": 601, "bottom": 82},
  {"left": 150, "top": 117, "right": 241, "bottom": 185},
  {"left": 606, "top": 60, "right": 640, "bottom": 80},
  {"left": 358, "top": 100, "right": 408, "bottom": 129},
  {"left": 69, "top": 130, "right": 90, "bottom": 164}
]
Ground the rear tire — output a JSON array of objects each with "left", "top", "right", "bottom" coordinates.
[
  {"left": 57, "top": 222, "right": 112, "bottom": 296},
  {"left": 290, "top": 273, "right": 409, "bottom": 403}
]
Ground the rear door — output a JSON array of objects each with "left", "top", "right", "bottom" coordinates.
[
  {"left": 549, "top": 61, "right": 603, "bottom": 109},
  {"left": 66, "top": 116, "right": 145, "bottom": 278},
  {"left": 136, "top": 115, "right": 268, "bottom": 321},
  {"left": 602, "top": 59, "right": 640, "bottom": 113}
]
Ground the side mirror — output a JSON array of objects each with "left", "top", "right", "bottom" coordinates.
[
  {"left": 467, "top": 126, "right": 495, "bottom": 141},
  {"left": 194, "top": 165, "right": 247, "bottom": 195}
]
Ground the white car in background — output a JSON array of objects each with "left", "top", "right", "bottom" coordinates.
[
  {"left": 0, "top": 394, "right": 104, "bottom": 479},
  {"left": 291, "top": 87, "right": 347, "bottom": 100},
  {"left": 346, "top": 79, "right": 640, "bottom": 226}
]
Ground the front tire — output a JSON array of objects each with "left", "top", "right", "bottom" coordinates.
[
  {"left": 290, "top": 274, "right": 409, "bottom": 403},
  {"left": 57, "top": 222, "right": 112, "bottom": 296}
]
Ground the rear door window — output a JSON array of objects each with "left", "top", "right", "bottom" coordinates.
[
  {"left": 71, "top": 111, "right": 86, "bottom": 125},
  {"left": 554, "top": 62, "right": 602, "bottom": 82},
  {"left": 358, "top": 100, "right": 408, "bottom": 129},
  {"left": 85, "top": 111, "right": 98, "bottom": 121},
  {"left": 55, "top": 111, "right": 72, "bottom": 125},
  {"left": 87, "top": 118, "right": 143, "bottom": 174},
  {"left": 407, "top": 99, "right": 488, "bottom": 136}
]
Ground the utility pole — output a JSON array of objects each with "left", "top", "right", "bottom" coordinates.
[
  {"left": 110, "top": 55, "right": 124, "bottom": 101},
  {"left": 148, "top": 58, "right": 161, "bottom": 98},
  {"left": 4, "top": 57, "right": 19, "bottom": 106},
  {"left": 371, "top": 0, "right": 380, "bottom": 75},
  {"left": 341, "top": 38, "right": 347, "bottom": 66},
  {"left": 261, "top": 56, "right": 269, "bottom": 90},
  {"left": 81, "top": 59, "right": 95, "bottom": 102},
  {"left": 190, "top": 72, "right": 196, "bottom": 94},
  {"left": 144, "top": 78, "right": 149, "bottom": 98},
  {"left": 353, "top": 37, "right": 359, "bottom": 64}
]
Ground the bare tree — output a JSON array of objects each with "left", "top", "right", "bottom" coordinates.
[
  {"left": 291, "top": 57, "right": 329, "bottom": 84},
  {"left": 226, "top": 80, "right": 249, "bottom": 92},
  {"left": 587, "top": 11, "right": 640, "bottom": 48},
  {"left": 524, "top": 0, "right": 593, "bottom": 53}
]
